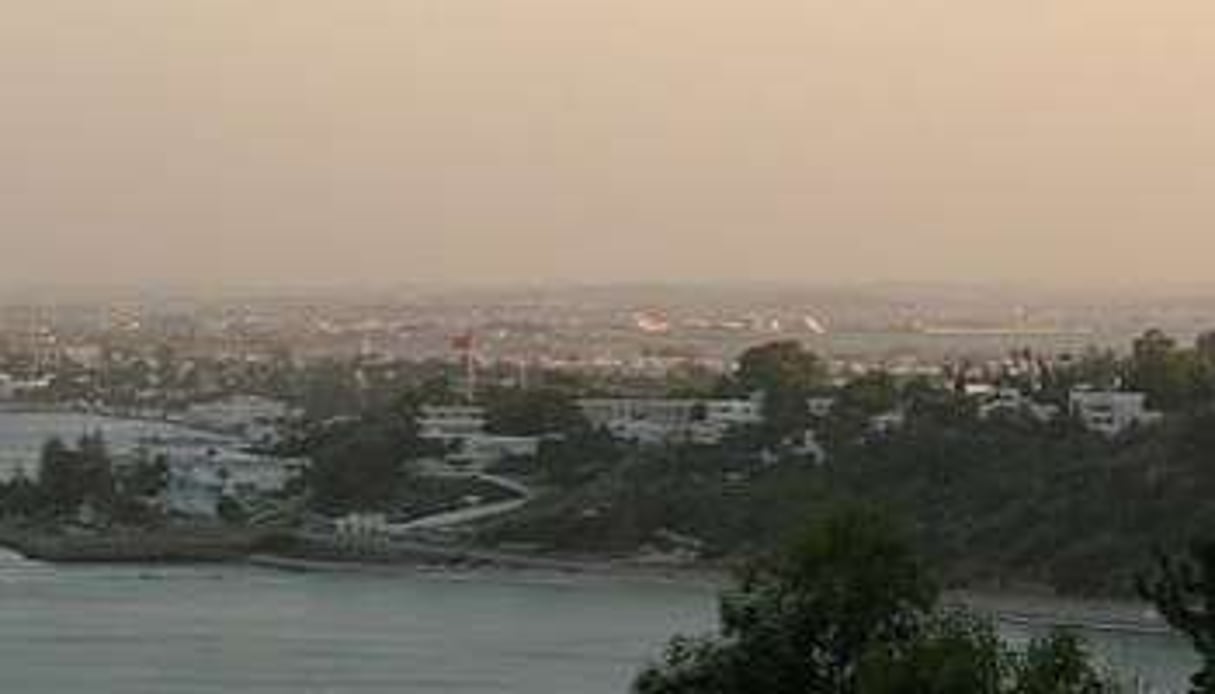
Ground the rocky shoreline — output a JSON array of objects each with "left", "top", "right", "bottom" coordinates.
[
  {"left": 0, "top": 524, "right": 274, "bottom": 563},
  {"left": 0, "top": 524, "right": 723, "bottom": 581},
  {"left": 0, "top": 525, "right": 1182, "bottom": 640}
]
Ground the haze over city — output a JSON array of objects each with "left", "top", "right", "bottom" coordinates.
[
  {"left": 4, "top": 1, "right": 1215, "bottom": 289},
  {"left": 11, "top": 3, "right": 1215, "bottom": 692}
]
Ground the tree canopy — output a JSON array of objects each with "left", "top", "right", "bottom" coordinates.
[
  {"left": 635, "top": 508, "right": 1118, "bottom": 694},
  {"left": 732, "top": 341, "right": 828, "bottom": 443},
  {"left": 1139, "top": 541, "right": 1215, "bottom": 693}
]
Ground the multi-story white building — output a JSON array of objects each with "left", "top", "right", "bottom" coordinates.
[{"left": 1069, "top": 390, "right": 1163, "bottom": 436}]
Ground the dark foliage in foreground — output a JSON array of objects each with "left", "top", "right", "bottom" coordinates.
[
  {"left": 1140, "top": 541, "right": 1215, "bottom": 693},
  {"left": 634, "top": 508, "right": 1119, "bottom": 694}
]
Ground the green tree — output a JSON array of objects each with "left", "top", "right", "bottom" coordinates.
[
  {"left": 37, "top": 436, "right": 86, "bottom": 517},
  {"left": 637, "top": 508, "right": 1120, "bottom": 694},
  {"left": 856, "top": 612, "right": 1007, "bottom": 694},
  {"left": 1196, "top": 332, "right": 1215, "bottom": 365},
  {"left": 821, "top": 372, "right": 902, "bottom": 448},
  {"left": 1128, "top": 329, "right": 1194, "bottom": 411},
  {"left": 1011, "top": 630, "right": 1114, "bottom": 694},
  {"left": 120, "top": 450, "right": 170, "bottom": 499},
  {"left": 305, "top": 413, "right": 421, "bottom": 514},
  {"left": 734, "top": 341, "right": 827, "bottom": 443},
  {"left": 483, "top": 387, "right": 588, "bottom": 437},
  {"left": 0, "top": 469, "right": 41, "bottom": 518},
  {"left": 296, "top": 359, "right": 364, "bottom": 421},
  {"left": 1040, "top": 349, "right": 1124, "bottom": 404},
  {"left": 76, "top": 431, "right": 116, "bottom": 509},
  {"left": 635, "top": 508, "right": 936, "bottom": 694},
  {"left": 735, "top": 340, "right": 828, "bottom": 395}
]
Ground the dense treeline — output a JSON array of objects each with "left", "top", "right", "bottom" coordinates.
[
  {"left": 636, "top": 509, "right": 1215, "bottom": 692},
  {"left": 485, "top": 331, "right": 1215, "bottom": 598},
  {"left": 486, "top": 401, "right": 1215, "bottom": 596},
  {"left": 0, "top": 433, "right": 168, "bottom": 526},
  {"left": 207, "top": 328, "right": 1215, "bottom": 597},
  {"left": 635, "top": 508, "right": 1120, "bottom": 693}
]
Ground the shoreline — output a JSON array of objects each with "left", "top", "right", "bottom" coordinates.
[
  {"left": 0, "top": 528, "right": 1179, "bottom": 640},
  {"left": 0, "top": 525, "right": 272, "bottom": 564},
  {"left": 0, "top": 525, "right": 727, "bottom": 583}
]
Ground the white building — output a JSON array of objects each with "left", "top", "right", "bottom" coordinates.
[
  {"left": 183, "top": 395, "right": 294, "bottom": 443},
  {"left": 417, "top": 405, "right": 540, "bottom": 468},
  {"left": 449, "top": 435, "right": 541, "bottom": 467},
  {"left": 578, "top": 398, "right": 762, "bottom": 445},
  {"left": 0, "top": 374, "right": 52, "bottom": 400},
  {"left": 62, "top": 344, "right": 104, "bottom": 370},
  {"left": 690, "top": 399, "right": 764, "bottom": 444},
  {"left": 159, "top": 449, "right": 302, "bottom": 517},
  {"left": 963, "top": 383, "right": 998, "bottom": 398},
  {"left": 1069, "top": 390, "right": 1163, "bottom": 436},
  {"left": 417, "top": 405, "right": 488, "bottom": 443},
  {"left": 977, "top": 388, "right": 1060, "bottom": 423},
  {"left": 868, "top": 410, "right": 907, "bottom": 436},
  {"left": 806, "top": 396, "right": 837, "bottom": 419},
  {"left": 335, "top": 512, "right": 389, "bottom": 537}
]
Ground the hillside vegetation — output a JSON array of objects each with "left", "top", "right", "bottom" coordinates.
[{"left": 484, "top": 405, "right": 1215, "bottom": 597}]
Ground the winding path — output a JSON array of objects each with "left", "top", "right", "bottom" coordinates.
[{"left": 386, "top": 467, "right": 534, "bottom": 534}]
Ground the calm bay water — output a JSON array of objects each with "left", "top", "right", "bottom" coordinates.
[
  {"left": 0, "top": 551, "right": 715, "bottom": 694},
  {"left": 0, "top": 550, "right": 1200, "bottom": 693},
  {"left": 0, "top": 413, "right": 1201, "bottom": 692}
]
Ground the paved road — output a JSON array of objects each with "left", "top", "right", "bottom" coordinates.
[{"left": 386, "top": 467, "right": 534, "bottom": 534}]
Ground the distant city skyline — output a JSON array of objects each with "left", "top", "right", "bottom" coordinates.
[{"left": 4, "top": 1, "right": 1215, "bottom": 289}]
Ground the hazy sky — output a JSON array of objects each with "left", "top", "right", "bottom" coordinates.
[{"left": 3, "top": 1, "right": 1214, "bottom": 289}]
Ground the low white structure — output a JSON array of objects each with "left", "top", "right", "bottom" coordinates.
[
  {"left": 335, "top": 512, "right": 389, "bottom": 537},
  {"left": 448, "top": 435, "right": 541, "bottom": 468},
  {"left": 418, "top": 405, "right": 488, "bottom": 442},
  {"left": 0, "top": 374, "right": 52, "bottom": 400},
  {"left": 977, "top": 388, "right": 1060, "bottom": 423},
  {"left": 806, "top": 396, "right": 837, "bottom": 419},
  {"left": 161, "top": 449, "right": 302, "bottom": 517},
  {"left": 418, "top": 405, "right": 540, "bottom": 468},
  {"left": 963, "top": 383, "right": 998, "bottom": 398},
  {"left": 868, "top": 410, "right": 907, "bottom": 436},
  {"left": 1069, "top": 390, "right": 1162, "bottom": 436},
  {"left": 690, "top": 399, "right": 764, "bottom": 445},
  {"left": 578, "top": 397, "right": 762, "bottom": 445},
  {"left": 183, "top": 395, "right": 294, "bottom": 443}
]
